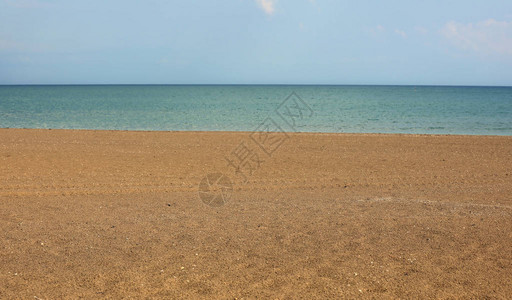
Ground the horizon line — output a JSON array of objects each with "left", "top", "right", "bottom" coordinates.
[{"left": 1, "top": 83, "right": 511, "bottom": 88}]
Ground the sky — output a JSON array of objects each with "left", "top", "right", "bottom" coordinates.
[{"left": 0, "top": 0, "right": 512, "bottom": 85}]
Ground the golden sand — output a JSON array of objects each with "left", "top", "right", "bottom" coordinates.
[{"left": 1, "top": 128, "right": 511, "bottom": 298}]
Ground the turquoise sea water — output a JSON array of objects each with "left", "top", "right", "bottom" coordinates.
[{"left": 0, "top": 85, "right": 511, "bottom": 135}]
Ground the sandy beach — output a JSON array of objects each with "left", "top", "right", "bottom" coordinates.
[{"left": 0, "top": 128, "right": 511, "bottom": 298}]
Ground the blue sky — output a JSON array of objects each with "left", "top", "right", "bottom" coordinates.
[{"left": 1, "top": 0, "right": 511, "bottom": 85}]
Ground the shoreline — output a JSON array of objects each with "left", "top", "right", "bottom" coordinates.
[{"left": 2, "top": 127, "right": 512, "bottom": 137}]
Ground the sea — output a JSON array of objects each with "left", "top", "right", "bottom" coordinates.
[{"left": 0, "top": 85, "right": 511, "bottom": 135}]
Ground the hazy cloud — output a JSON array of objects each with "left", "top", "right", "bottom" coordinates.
[
  {"left": 441, "top": 19, "right": 512, "bottom": 56},
  {"left": 366, "top": 24, "right": 385, "bottom": 36},
  {"left": 394, "top": 29, "right": 407, "bottom": 38},
  {"left": 255, "top": 0, "right": 275, "bottom": 15}
]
